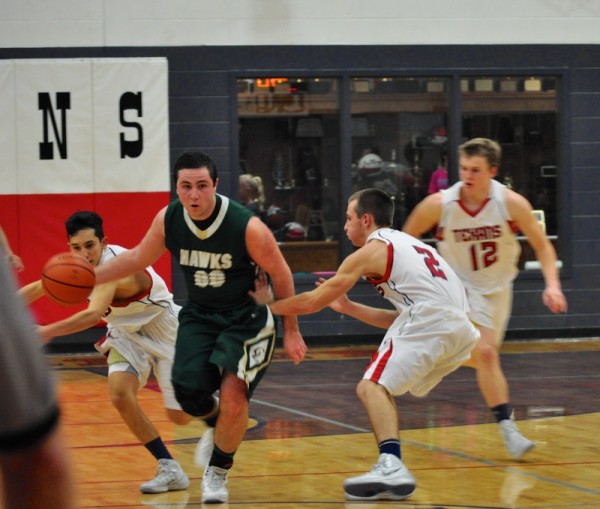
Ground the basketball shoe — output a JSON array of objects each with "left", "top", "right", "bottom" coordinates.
[
  {"left": 343, "top": 453, "right": 416, "bottom": 501},
  {"left": 499, "top": 420, "right": 535, "bottom": 459},
  {"left": 140, "top": 459, "right": 189, "bottom": 494},
  {"left": 201, "top": 465, "right": 229, "bottom": 503}
]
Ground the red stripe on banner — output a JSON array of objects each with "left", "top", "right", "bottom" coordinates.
[{"left": 2, "top": 192, "right": 172, "bottom": 325}]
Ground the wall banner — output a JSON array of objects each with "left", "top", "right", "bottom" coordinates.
[{"left": 0, "top": 57, "right": 171, "bottom": 325}]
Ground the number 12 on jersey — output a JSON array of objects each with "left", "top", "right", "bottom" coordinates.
[{"left": 469, "top": 241, "right": 497, "bottom": 271}]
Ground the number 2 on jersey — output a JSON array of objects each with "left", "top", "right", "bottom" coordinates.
[
  {"left": 413, "top": 246, "right": 447, "bottom": 280},
  {"left": 469, "top": 241, "right": 497, "bottom": 271}
]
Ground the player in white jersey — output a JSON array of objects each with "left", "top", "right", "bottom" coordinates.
[
  {"left": 19, "top": 211, "right": 193, "bottom": 494},
  {"left": 437, "top": 177, "right": 521, "bottom": 294},
  {"left": 262, "top": 188, "right": 480, "bottom": 501},
  {"left": 404, "top": 137, "right": 567, "bottom": 460}
]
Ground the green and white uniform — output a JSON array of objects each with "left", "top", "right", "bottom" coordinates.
[{"left": 165, "top": 194, "right": 276, "bottom": 397}]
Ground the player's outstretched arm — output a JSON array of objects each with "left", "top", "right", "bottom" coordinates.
[
  {"left": 95, "top": 208, "right": 168, "bottom": 285},
  {"left": 314, "top": 276, "right": 398, "bottom": 329},
  {"left": 18, "top": 280, "right": 45, "bottom": 304},
  {"left": 36, "top": 282, "right": 117, "bottom": 343}
]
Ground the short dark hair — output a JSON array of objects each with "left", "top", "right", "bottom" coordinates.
[
  {"left": 349, "top": 188, "right": 394, "bottom": 227},
  {"left": 459, "top": 137, "right": 502, "bottom": 168},
  {"left": 173, "top": 151, "right": 218, "bottom": 184},
  {"left": 65, "top": 211, "right": 104, "bottom": 240}
]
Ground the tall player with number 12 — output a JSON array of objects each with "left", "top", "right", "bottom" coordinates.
[
  {"left": 262, "top": 188, "right": 480, "bottom": 502},
  {"left": 403, "top": 137, "right": 567, "bottom": 460}
]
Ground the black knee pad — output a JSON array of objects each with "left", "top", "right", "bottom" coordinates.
[{"left": 173, "top": 383, "right": 217, "bottom": 417}]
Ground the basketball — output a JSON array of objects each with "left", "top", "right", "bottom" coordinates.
[{"left": 41, "top": 252, "right": 96, "bottom": 306}]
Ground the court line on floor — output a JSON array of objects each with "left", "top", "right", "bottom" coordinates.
[
  {"left": 251, "top": 397, "right": 600, "bottom": 497},
  {"left": 252, "top": 398, "right": 369, "bottom": 433}
]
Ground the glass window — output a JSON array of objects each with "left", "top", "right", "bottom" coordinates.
[
  {"left": 350, "top": 77, "right": 450, "bottom": 229},
  {"left": 237, "top": 77, "right": 341, "bottom": 273},
  {"left": 236, "top": 73, "right": 562, "bottom": 274},
  {"left": 461, "top": 75, "right": 560, "bottom": 268}
]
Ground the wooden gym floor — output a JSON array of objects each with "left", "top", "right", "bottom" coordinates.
[{"left": 29, "top": 339, "right": 600, "bottom": 508}]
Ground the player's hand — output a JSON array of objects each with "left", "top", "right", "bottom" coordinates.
[
  {"left": 7, "top": 253, "right": 24, "bottom": 272},
  {"left": 315, "top": 277, "right": 350, "bottom": 314},
  {"left": 542, "top": 287, "right": 567, "bottom": 314},
  {"left": 248, "top": 269, "right": 273, "bottom": 305},
  {"left": 282, "top": 329, "right": 307, "bottom": 365}
]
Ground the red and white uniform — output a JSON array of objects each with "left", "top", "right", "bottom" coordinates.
[
  {"left": 363, "top": 229, "right": 479, "bottom": 397},
  {"left": 436, "top": 180, "right": 521, "bottom": 342},
  {"left": 94, "top": 245, "right": 181, "bottom": 409}
]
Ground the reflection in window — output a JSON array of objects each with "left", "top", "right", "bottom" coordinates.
[
  {"left": 461, "top": 75, "right": 559, "bottom": 267},
  {"left": 350, "top": 77, "right": 450, "bottom": 228},
  {"left": 236, "top": 74, "right": 561, "bottom": 274},
  {"left": 237, "top": 77, "right": 341, "bottom": 274}
]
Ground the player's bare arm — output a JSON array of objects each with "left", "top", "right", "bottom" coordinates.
[
  {"left": 18, "top": 280, "right": 45, "bottom": 304},
  {"left": 314, "top": 277, "right": 347, "bottom": 313},
  {"left": 328, "top": 292, "right": 398, "bottom": 329},
  {"left": 245, "top": 216, "right": 307, "bottom": 364},
  {"left": 95, "top": 208, "right": 168, "bottom": 285},
  {"left": 36, "top": 280, "right": 117, "bottom": 343},
  {"left": 506, "top": 189, "right": 567, "bottom": 313},
  {"left": 402, "top": 192, "right": 443, "bottom": 238},
  {"left": 315, "top": 276, "right": 400, "bottom": 329},
  {"left": 18, "top": 276, "right": 110, "bottom": 327},
  {"left": 269, "top": 240, "right": 386, "bottom": 318},
  {"left": 246, "top": 218, "right": 295, "bottom": 301},
  {"left": 319, "top": 272, "right": 399, "bottom": 329}
]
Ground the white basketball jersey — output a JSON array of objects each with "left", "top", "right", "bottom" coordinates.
[
  {"left": 436, "top": 180, "right": 521, "bottom": 293},
  {"left": 365, "top": 229, "right": 470, "bottom": 322},
  {"left": 94, "top": 245, "right": 178, "bottom": 331}
]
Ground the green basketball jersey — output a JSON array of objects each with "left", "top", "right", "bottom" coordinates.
[{"left": 165, "top": 195, "right": 257, "bottom": 311}]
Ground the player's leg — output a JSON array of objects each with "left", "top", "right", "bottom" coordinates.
[
  {"left": 108, "top": 369, "right": 157, "bottom": 443},
  {"left": 465, "top": 325, "right": 509, "bottom": 406},
  {"left": 199, "top": 371, "right": 253, "bottom": 503},
  {"left": 153, "top": 355, "right": 195, "bottom": 426},
  {"left": 200, "top": 305, "right": 277, "bottom": 503},
  {"left": 464, "top": 288, "right": 534, "bottom": 459},
  {"left": 344, "top": 326, "right": 417, "bottom": 502},
  {"left": 463, "top": 287, "right": 511, "bottom": 406},
  {"left": 358, "top": 379, "right": 398, "bottom": 442},
  {"left": 143, "top": 305, "right": 195, "bottom": 428},
  {"left": 107, "top": 349, "right": 188, "bottom": 494},
  {"left": 213, "top": 372, "right": 249, "bottom": 456},
  {"left": 344, "top": 381, "right": 416, "bottom": 501},
  {"left": 170, "top": 308, "right": 221, "bottom": 471}
]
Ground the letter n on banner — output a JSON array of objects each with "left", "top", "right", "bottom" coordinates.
[{"left": 2, "top": 58, "right": 170, "bottom": 325}]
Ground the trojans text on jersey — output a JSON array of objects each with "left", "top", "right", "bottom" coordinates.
[{"left": 451, "top": 225, "right": 501, "bottom": 242}]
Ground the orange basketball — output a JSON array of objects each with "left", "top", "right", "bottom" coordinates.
[{"left": 41, "top": 252, "right": 96, "bottom": 306}]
